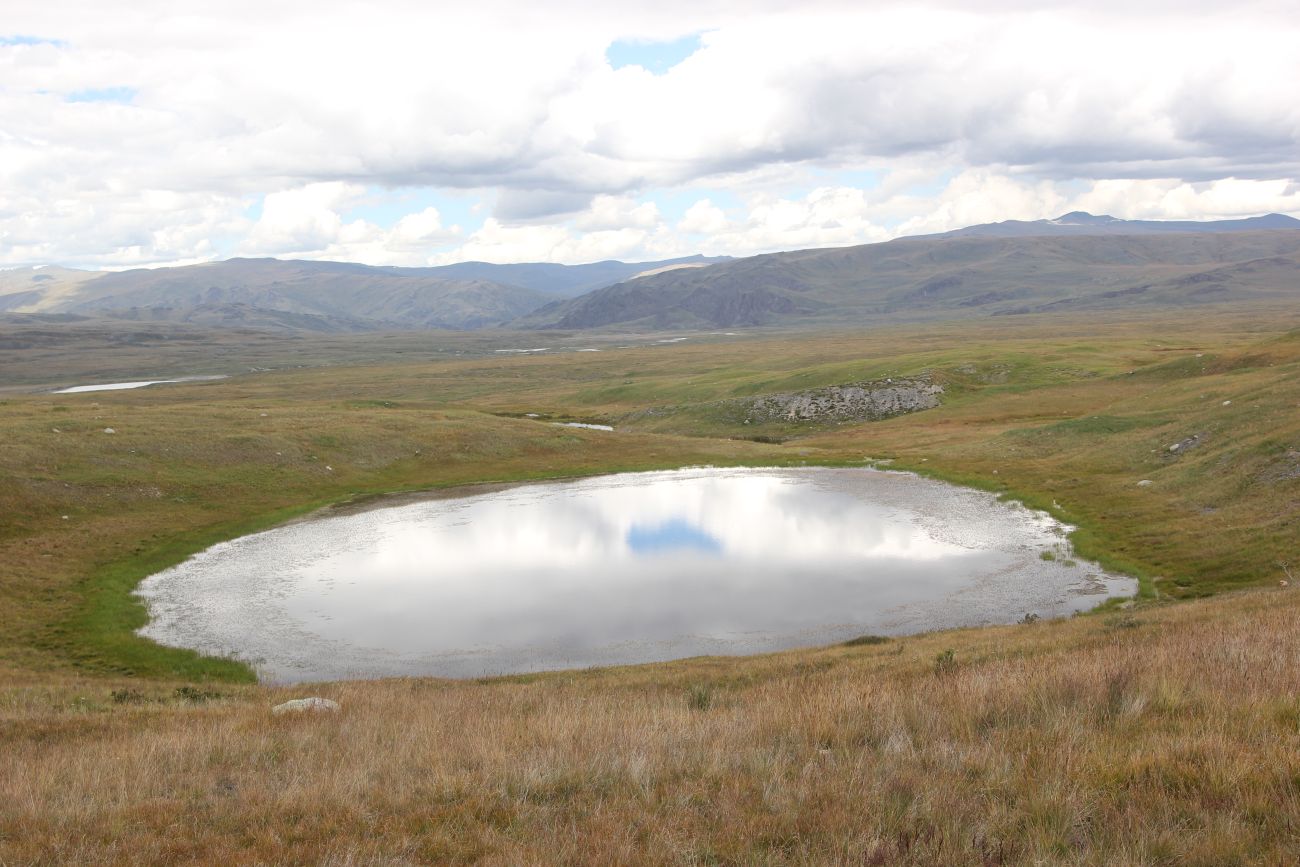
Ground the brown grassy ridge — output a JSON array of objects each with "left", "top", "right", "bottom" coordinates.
[{"left": 5, "top": 587, "right": 1300, "bottom": 864}]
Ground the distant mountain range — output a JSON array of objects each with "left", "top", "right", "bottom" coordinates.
[
  {"left": 521, "top": 214, "right": 1300, "bottom": 330},
  {"left": 2, "top": 214, "right": 1296, "bottom": 333},
  {"left": 0, "top": 255, "right": 728, "bottom": 331},
  {"left": 939, "top": 211, "right": 1300, "bottom": 238}
]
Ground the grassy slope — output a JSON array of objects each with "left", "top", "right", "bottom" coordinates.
[
  {"left": 5, "top": 588, "right": 1300, "bottom": 863},
  {"left": 2, "top": 309, "right": 1298, "bottom": 862}
]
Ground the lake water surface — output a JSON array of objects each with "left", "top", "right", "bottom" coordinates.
[
  {"left": 136, "top": 467, "right": 1135, "bottom": 682},
  {"left": 52, "top": 375, "right": 227, "bottom": 394}
]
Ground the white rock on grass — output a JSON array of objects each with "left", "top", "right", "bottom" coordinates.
[
  {"left": 1137, "top": 480, "right": 1153, "bottom": 487},
  {"left": 272, "top": 697, "right": 341, "bottom": 715}
]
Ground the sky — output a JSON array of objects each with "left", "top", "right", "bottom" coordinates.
[{"left": 2, "top": 0, "right": 1299, "bottom": 270}]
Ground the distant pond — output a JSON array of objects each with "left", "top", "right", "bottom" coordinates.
[
  {"left": 136, "top": 467, "right": 1135, "bottom": 682},
  {"left": 51, "top": 375, "right": 227, "bottom": 394}
]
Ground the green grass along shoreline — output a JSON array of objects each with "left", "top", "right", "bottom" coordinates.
[{"left": 57, "top": 456, "right": 1146, "bottom": 685}]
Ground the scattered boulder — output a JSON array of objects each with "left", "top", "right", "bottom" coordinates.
[
  {"left": 1167, "top": 433, "right": 1206, "bottom": 455},
  {"left": 272, "top": 697, "right": 341, "bottom": 715},
  {"left": 103, "top": 428, "right": 116, "bottom": 434},
  {"left": 1136, "top": 480, "right": 1153, "bottom": 487}
]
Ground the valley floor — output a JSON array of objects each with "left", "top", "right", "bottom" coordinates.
[{"left": 1, "top": 308, "right": 1297, "bottom": 863}]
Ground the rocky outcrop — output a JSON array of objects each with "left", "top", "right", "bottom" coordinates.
[{"left": 745, "top": 377, "right": 943, "bottom": 424}]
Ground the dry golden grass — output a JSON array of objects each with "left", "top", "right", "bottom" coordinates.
[{"left": 4, "top": 587, "right": 1300, "bottom": 864}]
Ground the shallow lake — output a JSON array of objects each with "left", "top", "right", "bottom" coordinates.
[
  {"left": 52, "top": 375, "right": 227, "bottom": 394},
  {"left": 136, "top": 467, "right": 1135, "bottom": 682}
]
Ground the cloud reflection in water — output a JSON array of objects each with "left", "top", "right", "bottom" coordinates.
[{"left": 136, "top": 468, "right": 1136, "bottom": 682}]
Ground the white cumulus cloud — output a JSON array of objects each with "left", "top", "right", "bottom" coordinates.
[{"left": 0, "top": 0, "right": 1296, "bottom": 266}]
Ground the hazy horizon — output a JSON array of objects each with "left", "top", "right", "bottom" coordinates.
[{"left": 3, "top": 209, "right": 1298, "bottom": 274}]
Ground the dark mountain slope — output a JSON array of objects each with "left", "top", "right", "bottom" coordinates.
[
  {"left": 519, "top": 229, "right": 1300, "bottom": 330},
  {"left": 55, "top": 259, "right": 543, "bottom": 330},
  {"left": 940, "top": 211, "right": 1300, "bottom": 238},
  {"left": 413, "top": 255, "right": 729, "bottom": 298},
  {"left": 5, "top": 255, "right": 733, "bottom": 330}
]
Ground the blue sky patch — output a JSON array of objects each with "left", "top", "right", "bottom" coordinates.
[
  {"left": 0, "top": 35, "right": 66, "bottom": 47},
  {"left": 626, "top": 518, "right": 723, "bottom": 556},
  {"left": 66, "top": 86, "right": 137, "bottom": 104},
  {"left": 606, "top": 33, "right": 702, "bottom": 75}
]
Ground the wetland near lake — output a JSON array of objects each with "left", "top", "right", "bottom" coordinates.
[{"left": 136, "top": 467, "right": 1135, "bottom": 682}]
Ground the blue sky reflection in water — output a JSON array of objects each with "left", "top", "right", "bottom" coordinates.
[
  {"left": 626, "top": 519, "right": 723, "bottom": 556},
  {"left": 136, "top": 468, "right": 1135, "bottom": 682}
]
